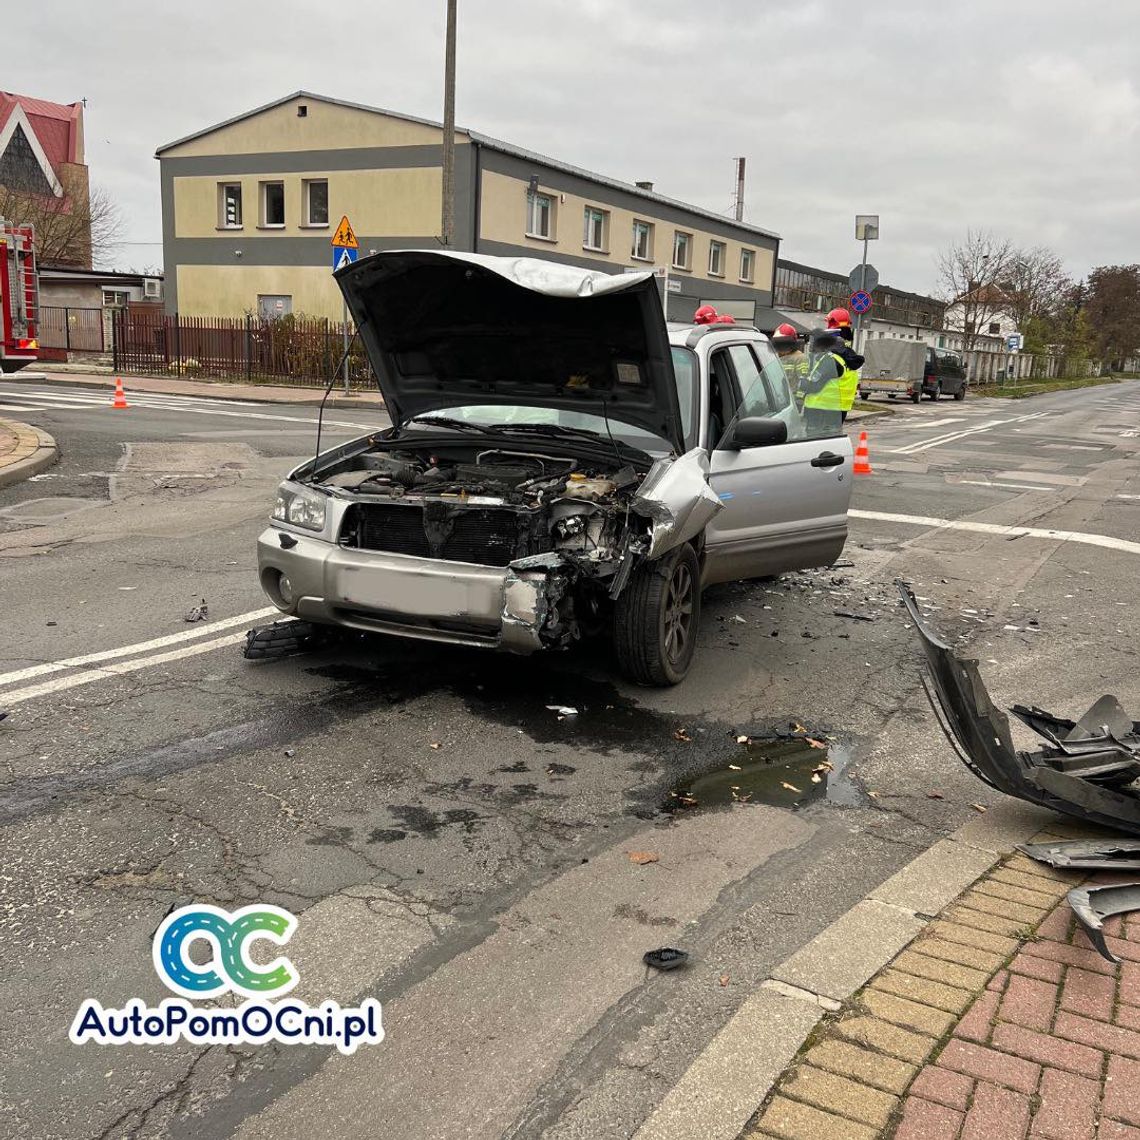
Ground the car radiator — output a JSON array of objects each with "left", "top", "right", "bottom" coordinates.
[{"left": 340, "top": 502, "right": 550, "bottom": 568}]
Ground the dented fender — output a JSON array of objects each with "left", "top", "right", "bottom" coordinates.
[{"left": 631, "top": 448, "right": 724, "bottom": 561}]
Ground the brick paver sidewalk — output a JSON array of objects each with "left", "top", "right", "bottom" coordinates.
[{"left": 746, "top": 846, "right": 1140, "bottom": 1140}]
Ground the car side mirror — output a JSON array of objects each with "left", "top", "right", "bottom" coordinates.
[{"left": 726, "top": 416, "right": 788, "bottom": 449}]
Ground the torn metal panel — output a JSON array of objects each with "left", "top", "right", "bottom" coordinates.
[
  {"left": 1019, "top": 840, "right": 1140, "bottom": 872},
  {"left": 1068, "top": 883, "right": 1140, "bottom": 963},
  {"left": 632, "top": 448, "right": 724, "bottom": 560},
  {"left": 898, "top": 580, "right": 1140, "bottom": 836},
  {"left": 501, "top": 560, "right": 576, "bottom": 651}
]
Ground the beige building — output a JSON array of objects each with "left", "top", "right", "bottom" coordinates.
[{"left": 157, "top": 91, "right": 781, "bottom": 323}]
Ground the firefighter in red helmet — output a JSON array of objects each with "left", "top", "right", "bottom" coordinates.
[
  {"left": 825, "top": 308, "right": 864, "bottom": 421},
  {"left": 714, "top": 313, "right": 736, "bottom": 324},
  {"left": 693, "top": 305, "right": 718, "bottom": 325},
  {"left": 771, "top": 323, "right": 808, "bottom": 404}
]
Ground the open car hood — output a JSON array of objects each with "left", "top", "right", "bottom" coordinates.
[{"left": 335, "top": 250, "right": 684, "bottom": 453}]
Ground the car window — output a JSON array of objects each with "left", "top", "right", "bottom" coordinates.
[
  {"left": 670, "top": 346, "right": 699, "bottom": 449},
  {"left": 753, "top": 342, "right": 792, "bottom": 413},
  {"left": 727, "top": 344, "right": 774, "bottom": 418},
  {"left": 707, "top": 349, "right": 740, "bottom": 448}
]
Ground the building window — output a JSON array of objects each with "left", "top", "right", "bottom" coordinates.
[
  {"left": 260, "top": 181, "right": 285, "bottom": 227},
  {"left": 583, "top": 206, "right": 608, "bottom": 252},
  {"left": 708, "top": 241, "right": 725, "bottom": 277},
  {"left": 631, "top": 219, "right": 654, "bottom": 261},
  {"left": 526, "top": 191, "right": 554, "bottom": 239},
  {"left": 102, "top": 290, "right": 130, "bottom": 308},
  {"left": 988, "top": 321, "right": 1000, "bottom": 334},
  {"left": 218, "top": 183, "right": 242, "bottom": 229},
  {"left": 672, "top": 231, "right": 692, "bottom": 271},
  {"left": 303, "top": 179, "right": 328, "bottom": 226},
  {"left": 740, "top": 248, "right": 755, "bottom": 283}
]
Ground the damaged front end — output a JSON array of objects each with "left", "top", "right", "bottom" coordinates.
[
  {"left": 898, "top": 581, "right": 1140, "bottom": 835},
  {"left": 257, "top": 432, "right": 721, "bottom": 656}
]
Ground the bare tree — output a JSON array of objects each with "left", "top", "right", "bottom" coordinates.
[
  {"left": 1001, "top": 246, "right": 1071, "bottom": 335},
  {"left": 936, "top": 230, "right": 1015, "bottom": 350},
  {"left": 0, "top": 175, "right": 123, "bottom": 269}
]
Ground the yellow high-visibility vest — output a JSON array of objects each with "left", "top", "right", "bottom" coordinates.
[
  {"left": 803, "top": 353, "right": 845, "bottom": 411},
  {"left": 838, "top": 364, "right": 860, "bottom": 411}
]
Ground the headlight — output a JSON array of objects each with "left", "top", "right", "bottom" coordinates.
[{"left": 272, "top": 485, "right": 326, "bottom": 532}]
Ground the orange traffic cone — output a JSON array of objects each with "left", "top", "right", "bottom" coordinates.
[
  {"left": 111, "top": 377, "right": 129, "bottom": 409},
  {"left": 852, "top": 430, "right": 873, "bottom": 475}
]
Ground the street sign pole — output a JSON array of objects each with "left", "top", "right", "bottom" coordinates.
[
  {"left": 342, "top": 298, "right": 350, "bottom": 395},
  {"left": 330, "top": 214, "right": 361, "bottom": 396},
  {"left": 853, "top": 215, "right": 880, "bottom": 350}
]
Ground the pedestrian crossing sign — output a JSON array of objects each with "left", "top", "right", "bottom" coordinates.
[
  {"left": 332, "top": 247, "right": 359, "bottom": 271},
  {"left": 331, "top": 215, "right": 358, "bottom": 249}
]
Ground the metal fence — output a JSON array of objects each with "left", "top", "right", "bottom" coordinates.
[
  {"left": 39, "top": 306, "right": 107, "bottom": 353},
  {"left": 111, "top": 311, "right": 374, "bottom": 389}
]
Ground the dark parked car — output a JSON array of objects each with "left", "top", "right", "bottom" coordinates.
[{"left": 921, "top": 348, "right": 968, "bottom": 401}]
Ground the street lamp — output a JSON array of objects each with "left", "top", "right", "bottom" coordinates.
[{"left": 441, "top": 0, "right": 457, "bottom": 247}]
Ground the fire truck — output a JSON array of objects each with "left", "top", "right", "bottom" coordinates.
[{"left": 0, "top": 220, "right": 39, "bottom": 373}]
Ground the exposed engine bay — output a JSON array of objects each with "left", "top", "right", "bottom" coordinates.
[{"left": 314, "top": 443, "right": 645, "bottom": 572}]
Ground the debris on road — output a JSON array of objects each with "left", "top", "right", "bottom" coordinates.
[
  {"left": 184, "top": 598, "right": 209, "bottom": 622},
  {"left": 673, "top": 727, "right": 693, "bottom": 743},
  {"left": 1018, "top": 839, "right": 1140, "bottom": 871},
  {"left": 545, "top": 704, "right": 578, "bottom": 717},
  {"left": 643, "top": 947, "right": 689, "bottom": 971},
  {"left": 1067, "top": 883, "right": 1140, "bottom": 963},
  {"left": 899, "top": 580, "right": 1140, "bottom": 835},
  {"left": 719, "top": 974, "right": 730, "bottom": 987},
  {"left": 834, "top": 610, "right": 876, "bottom": 622},
  {"left": 627, "top": 851, "right": 660, "bottom": 865},
  {"left": 244, "top": 619, "right": 339, "bottom": 660}
]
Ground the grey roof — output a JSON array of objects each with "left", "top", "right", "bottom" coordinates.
[{"left": 155, "top": 90, "right": 780, "bottom": 242}]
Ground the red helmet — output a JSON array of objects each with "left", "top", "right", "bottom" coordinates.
[
  {"left": 771, "top": 322, "right": 799, "bottom": 349},
  {"left": 714, "top": 313, "right": 736, "bottom": 324},
  {"left": 826, "top": 307, "right": 852, "bottom": 329},
  {"left": 693, "top": 305, "right": 718, "bottom": 325}
]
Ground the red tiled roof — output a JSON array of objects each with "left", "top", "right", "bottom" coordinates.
[{"left": 0, "top": 90, "right": 83, "bottom": 172}]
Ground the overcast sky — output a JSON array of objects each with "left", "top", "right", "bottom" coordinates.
[{"left": 11, "top": 0, "right": 1138, "bottom": 294}]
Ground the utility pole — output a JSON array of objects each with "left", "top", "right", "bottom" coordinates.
[
  {"left": 441, "top": 0, "right": 457, "bottom": 247},
  {"left": 732, "top": 158, "right": 746, "bottom": 222}
]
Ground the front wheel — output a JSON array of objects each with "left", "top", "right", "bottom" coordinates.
[
  {"left": 613, "top": 543, "right": 701, "bottom": 686},
  {"left": 954, "top": 384, "right": 967, "bottom": 401}
]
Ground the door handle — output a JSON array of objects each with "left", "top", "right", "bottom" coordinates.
[{"left": 811, "top": 452, "right": 845, "bottom": 468}]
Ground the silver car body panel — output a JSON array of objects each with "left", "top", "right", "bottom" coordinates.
[{"left": 632, "top": 448, "right": 725, "bottom": 560}]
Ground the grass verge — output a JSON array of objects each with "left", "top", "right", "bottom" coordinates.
[{"left": 972, "top": 374, "right": 1137, "bottom": 399}]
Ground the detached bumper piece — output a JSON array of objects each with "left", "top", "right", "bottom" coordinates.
[
  {"left": 243, "top": 619, "right": 342, "bottom": 661},
  {"left": 1018, "top": 839, "right": 1140, "bottom": 872},
  {"left": 1067, "top": 883, "right": 1140, "bottom": 963},
  {"left": 898, "top": 581, "right": 1140, "bottom": 835}
]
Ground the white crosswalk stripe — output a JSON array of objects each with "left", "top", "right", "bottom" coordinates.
[{"left": 0, "top": 386, "right": 380, "bottom": 430}]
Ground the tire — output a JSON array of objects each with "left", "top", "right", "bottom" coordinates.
[
  {"left": 953, "top": 383, "right": 966, "bottom": 401},
  {"left": 927, "top": 383, "right": 942, "bottom": 401},
  {"left": 860, "top": 392, "right": 871, "bottom": 401},
  {"left": 910, "top": 391, "right": 920, "bottom": 403},
  {"left": 613, "top": 543, "right": 701, "bottom": 686}
]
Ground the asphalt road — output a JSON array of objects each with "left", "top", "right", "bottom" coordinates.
[{"left": 2, "top": 378, "right": 1138, "bottom": 1140}]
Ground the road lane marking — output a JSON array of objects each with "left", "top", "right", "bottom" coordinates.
[
  {"left": 0, "top": 632, "right": 251, "bottom": 707},
  {"left": 958, "top": 480, "right": 1057, "bottom": 493},
  {"left": 890, "top": 411, "right": 1052, "bottom": 455},
  {"left": 849, "top": 508, "right": 1140, "bottom": 556},
  {"left": 0, "top": 606, "right": 278, "bottom": 689}
]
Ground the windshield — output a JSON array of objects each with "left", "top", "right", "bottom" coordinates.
[{"left": 414, "top": 346, "right": 700, "bottom": 453}]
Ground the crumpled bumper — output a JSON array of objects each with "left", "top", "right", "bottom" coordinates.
[{"left": 256, "top": 527, "right": 571, "bottom": 653}]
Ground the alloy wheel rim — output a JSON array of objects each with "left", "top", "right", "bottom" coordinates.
[{"left": 664, "top": 562, "right": 694, "bottom": 665}]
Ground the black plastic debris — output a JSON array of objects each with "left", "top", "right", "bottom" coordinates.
[
  {"left": 1019, "top": 840, "right": 1140, "bottom": 872},
  {"left": 899, "top": 580, "right": 1140, "bottom": 835},
  {"left": 184, "top": 598, "right": 209, "bottom": 623},
  {"left": 643, "top": 947, "right": 689, "bottom": 971},
  {"left": 834, "top": 610, "right": 876, "bottom": 622},
  {"left": 0, "top": 710, "right": 8, "bottom": 723},
  {"left": 243, "top": 619, "right": 338, "bottom": 660},
  {"left": 1068, "top": 883, "right": 1140, "bottom": 963}
]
